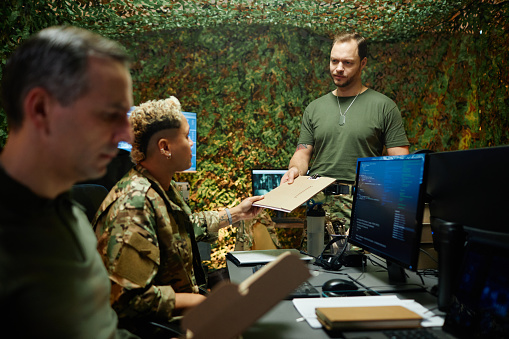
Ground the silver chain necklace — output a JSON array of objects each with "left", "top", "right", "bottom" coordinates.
[{"left": 336, "top": 90, "right": 360, "bottom": 126}]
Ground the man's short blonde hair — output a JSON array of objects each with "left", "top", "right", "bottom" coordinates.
[{"left": 130, "top": 96, "right": 182, "bottom": 163}]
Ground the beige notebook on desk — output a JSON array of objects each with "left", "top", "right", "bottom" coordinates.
[
  {"left": 252, "top": 175, "right": 336, "bottom": 212},
  {"left": 316, "top": 305, "right": 423, "bottom": 331}
]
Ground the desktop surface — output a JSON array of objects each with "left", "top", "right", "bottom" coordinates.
[{"left": 227, "top": 254, "right": 440, "bottom": 339}]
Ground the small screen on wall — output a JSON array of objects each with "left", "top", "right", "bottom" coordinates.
[
  {"left": 182, "top": 111, "right": 197, "bottom": 172},
  {"left": 117, "top": 109, "right": 197, "bottom": 173}
]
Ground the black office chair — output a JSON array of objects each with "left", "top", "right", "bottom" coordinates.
[
  {"left": 70, "top": 184, "right": 109, "bottom": 222},
  {"left": 118, "top": 319, "right": 183, "bottom": 339},
  {"left": 79, "top": 149, "right": 134, "bottom": 191}
]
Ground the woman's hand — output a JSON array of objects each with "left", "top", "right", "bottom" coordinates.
[{"left": 232, "top": 196, "right": 265, "bottom": 221}]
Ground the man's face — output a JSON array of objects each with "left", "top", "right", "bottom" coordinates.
[
  {"left": 170, "top": 114, "right": 193, "bottom": 172},
  {"left": 47, "top": 56, "right": 133, "bottom": 183},
  {"left": 329, "top": 39, "right": 366, "bottom": 89}
]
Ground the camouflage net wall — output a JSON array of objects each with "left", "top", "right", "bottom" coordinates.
[
  {"left": 1, "top": 1, "right": 507, "bottom": 269},
  {"left": 118, "top": 18, "right": 507, "bottom": 268}
]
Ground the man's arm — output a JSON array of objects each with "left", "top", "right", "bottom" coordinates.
[
  {"left": 387, "top": 146, "right": 410, "bottom": 156},
  {"left": 281, "top": 144, "right": 314, "bottom": 184}
]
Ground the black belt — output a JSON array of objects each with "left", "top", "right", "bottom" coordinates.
[{"left": 324, "top": 181, "right": 354, "bottom": 195}]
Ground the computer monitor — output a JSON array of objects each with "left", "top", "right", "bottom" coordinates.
[
  {"left": 427, "top": 145, "right": 509, "bottom": 233},
  {"left": 117, "top": 107, "right": 135, "bottom": 152},
  {"left": 426, "top": 145, "right": 509, "bottom": 311},
  {"left": 117, "top": 108, "right": 198, "bottom": 172},
  {"left": 442, "top": 226, "right": 509, "bottom": 338},
  {"left": 251, "top": 169, "right": 287, "bottom": 196},
  {"left": 348, "top": 154, "right": 428, "bottom": 284}
]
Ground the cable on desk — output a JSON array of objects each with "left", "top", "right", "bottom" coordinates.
[
  {"left": 321, "top": 289, "right": 379, "bottom": 298},
  {"left": 309, "top": 267, "right": 350, "bottom": 277},
  {"left": 344, "top": 272, "right": 373, "bottom": 292},
  {"left": 360, "top": 284, "right": 427, "bottom": 294},
  {"left": 366, "top": 254, "right": 385, "bottom": 269},
  {"left": 423, "top": 305, "right": 446, "bottom": 317},
  {"left": 418, "top": 268, "right": 439, "bottom": 277},
  {"left": 419, "top": 247, "right": 438, "bottom": 263},
  {"left": 415, "top": 270, "right": 425, "bottom": 285}
]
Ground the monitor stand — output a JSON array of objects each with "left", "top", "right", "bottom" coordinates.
[
  {"left": 387, "top": 260, "right": 406, "bottom": 284},
  {"left": 432, "top": 217, "right": 466, "bottom": 311},
  {"left": 364, "top": 261, "right": 427, "bottom": 294}
]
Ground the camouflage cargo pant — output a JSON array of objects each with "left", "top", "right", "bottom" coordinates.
[
  {"left": 308, "top": 192, "right": 353, "bottom": 236},
  {"left": 234, "top": 210, "right": 281, "bottom": 251}
]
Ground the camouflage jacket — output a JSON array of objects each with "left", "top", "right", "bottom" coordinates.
[{"left": 93, "top": 165, "right": 220, "bottom": 322}]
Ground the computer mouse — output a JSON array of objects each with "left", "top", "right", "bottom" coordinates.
[{"left": 322, "top": 278, "right": 359, "bottom": 294}]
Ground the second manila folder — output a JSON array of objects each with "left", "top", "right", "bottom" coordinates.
[
  {"left": 252, "top": 175, "right": 336, "bottom": 213},
  {"left": 316, "top": 305, "right": 423, "bottom": 331}
]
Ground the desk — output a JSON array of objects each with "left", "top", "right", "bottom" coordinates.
[{"left": 227, "top": 255, "right": 441, "bottom": 339}]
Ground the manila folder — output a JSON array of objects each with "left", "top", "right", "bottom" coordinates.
[{"left": 252, "top": 176, "right": 336, "bottom": 212}]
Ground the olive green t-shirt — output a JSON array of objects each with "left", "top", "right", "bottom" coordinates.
[{"left": 298, "top": 89, "right": 409, "bottom": 181}]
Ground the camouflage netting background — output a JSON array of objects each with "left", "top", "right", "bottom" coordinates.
[
  {"left": 1, "top": 0, "right": 508, "bottom": 269},
  {"left": 122, "top": 21, "right": 508, "bottom": 268}
]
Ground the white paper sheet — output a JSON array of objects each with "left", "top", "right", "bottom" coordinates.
[
  {"left": 227, "top": 249, "right": 313, "bottom": 265},
  {"left": 292, "top": 295, "right": 444, "bottom": 329}
]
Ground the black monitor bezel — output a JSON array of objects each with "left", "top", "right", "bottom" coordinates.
[
  {"left": 347, "top": 154, "right": 428, "bottom": 272},
  {"left": 426, "top": 145, "right": 509, "bottom": 233}
]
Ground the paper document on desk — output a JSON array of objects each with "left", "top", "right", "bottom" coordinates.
[
  {"left": 252, "top": 175, "right": 336, "bottom": 213},
  {"left": 226, "top": 249, "right": 313, "bottom": 266},
  {"left": 293, "top": 295, "right": 444, "bottom": 329}
]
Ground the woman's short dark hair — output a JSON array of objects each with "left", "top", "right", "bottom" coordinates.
[{"left": 130, "top": 97, "right": 183, "bottom": 164}]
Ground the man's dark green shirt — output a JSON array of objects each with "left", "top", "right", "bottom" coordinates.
[{"left": 0, "top": 165, "right": 138, "bottom": 338}]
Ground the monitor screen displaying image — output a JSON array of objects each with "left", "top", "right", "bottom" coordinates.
[
  {"left": 182, "top": 111, "right": 197, "bottom": 172},
  {"left": 348, "top": 154, "right": 427, "bottom": 277},
  {"left": 117, "top": 107, "right": 135, "bottom": 152},
  {"left": 251, "top": 169, "right": 287, "bottom": 196}
]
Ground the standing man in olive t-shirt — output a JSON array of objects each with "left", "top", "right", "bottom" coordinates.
[{"left": 281, "top": 32, "right": 410, "bottom": 233}]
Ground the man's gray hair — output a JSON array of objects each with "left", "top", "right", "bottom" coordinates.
[{"left": 1, "top": 26, "right": 130, "bottom": 130}]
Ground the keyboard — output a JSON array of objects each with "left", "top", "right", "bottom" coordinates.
[
  {"left": 343, "top": 328, "right": 450, "bottom": 339},
  {"left": 252, "top": 264, "right": 321, "bottom": 299},
  {"left": 382, "top": 328, "right": 444, "bottom": 339}
]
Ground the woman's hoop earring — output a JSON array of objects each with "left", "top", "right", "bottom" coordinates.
[{"left": 160, "top": 148, "right": 171, "bottom": 159}]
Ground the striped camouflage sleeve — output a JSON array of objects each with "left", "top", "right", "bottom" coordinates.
[{"left": 189, "top": 210, "right": 221, "bottom": 242}]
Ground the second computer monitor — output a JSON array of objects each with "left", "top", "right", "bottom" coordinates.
[
  {"left": 348, "top": 154, "right": 427, "bottom": 282},
  {"left": 251, "top": 169, "right": 287, "bottom": 196}
]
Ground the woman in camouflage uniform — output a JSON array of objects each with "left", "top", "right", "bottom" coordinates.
[{"left": 93, "top": 97, "right": 263, "bottom": 336}]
